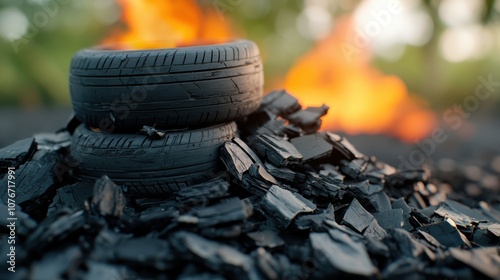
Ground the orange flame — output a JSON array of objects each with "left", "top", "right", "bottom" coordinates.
[
  {"left": 284, "top": 17, "right": 436, "bottom": 142},
  {"left": 103, "top": 0, "right": 235, "bottom": 49}
]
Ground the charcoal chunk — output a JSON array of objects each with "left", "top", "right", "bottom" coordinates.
[
  {"left": 221, "top": 142, "right": 255, "bottom": 180},
  {"left": 84, "top": 262, "right": 128, "bottom": 280},
  {"left": 374, "top": 209, "right": 405, "bottom": 230},
  {"left": 90, "top": 229, "right": 128, "bottom": 261},
  {"left": 479, "top": 201, "right": 500, "bottom": 223},
  {"left": 342, "top": 198, "right": 375, "bottom": 233},
  {"left": 295, "top": 204, "right": 335, "bottom": 230},
  {"left": 30, "top": 246, "right": 82, "bottom": 280},
  {"left": 0, "top": 138, "right": 36, "bottom": 171},
  {"left": 386, "top": 169, "right": 429, "bottom": 188},
  {"left": 347, "top": 180, "right": 391, "bottom": 212},
  {"left": 260, "top": 89, "right": 301, "bottom": 116},
  {"left": 318, "top": 164, "right": 344, "bottom": 182},
  {"left": 264, "top": 162, "right": 297, "bottom": 183},
  {"left": 91, "top": 176, "right": 126, "bottom": 218},
  {"left": 114, "top": 237, "right": 176, "bottom": 270},
  {"left": 200, "top": 224, "right": 244, "bottom": 238},
  {"left": 416, "top": 229, "right": 443, "bottom": 248},
  {"left": 392, "top": 198, "right": 414, "bottom": 231},
  {"left": 367, "top": 192, "right": 392, "bottom": 213},
  {"left": 248, "top": 163, "right": 279, "bottom": 186},
  {"left": 241, "top": 174, "right": 273, "bottom": 197},
  {"left": 381, "top": 258, "right": 423, "bottom": 279},
  {"left": 177, "top": 264, "right": 226, "bottom": 280},
  {"left": 290, "top": 133, "right": 332, "bottom": 162},
  {"left": 392, "top": 198, "right": 412, "bottom": 214},
  {"left": 364, "top": 236, "right": 390, "bottom": 258},
  {"left": 472, "top": 226, "right": 499, "bottom": 246},
  {"left": 177, "top": 176, "right": 230, "bottom": 205},
  {"left": 340, "top": 158, "right": 368, "bottom": 179},
  {"left": 0, "top": 151, "right": 58, "bottom": 213},
  {"left": 252, "top": 134, "right": 302, "bottom": 166},
  {"left": 434, "top": 200, "right": 490, "bottom": 228},
  {"left": 261, "top": 185, "right": 315, "bottom": 227},
  {"left": 255, "top": 119, "right": 287, "bottom": 137},
  {"left": 420, "top": 218, "right": 471, "bottom": 247},
  {"left": 171, "top": 231, "right": 260, "bottom": 279},
  {"left": 136, "top": 204, "right": 178, "bottom": 230},
  {"left": 407, "top": 191, "right": 428, "bottom": 209},
  {"left": 26, "top": 209, "right": 85, "bottom": 252},
  {"left": 178, "top": 198, "right": 252, "bottom": 227},
  {"left": 282, "top": 124, "right": 302, "bottom": 138},
  {"left": 486, "top": 223, "right": 500, "bottom": 237},
  {"left": 364, "top": 219, "right": 388, "bottom": 240},
  {"left": 390, "top": 229, "right": 433, "bottom": 259},
  {"left": 286, "top": 105, "right": 329, "bottom": 134},
  {"left": 306, "top": 172, "right": 343, "bottom": 198},
  {"left": 253, "top": 248, "right": 284, "bottom": 280},
  {"left": 233, "top": 138, "right": 263, "bottom": 165},
  {"left": 247, "top": 231, "right": 285, "bottom": 248},
  {"left": 322, "top": 132, "right": 363, "bottom": 163},
  {"left": 238, "top": 163, "right": 278, "bottom": 197},
  {"left": 48, "top": 181, "right": 94, "bottom": 216},
  {"left": 310, "top": 230, "right": 377, "bottom": 277},
  {"left": 449, "top": 247, "right": 500, "bottom": 279}
]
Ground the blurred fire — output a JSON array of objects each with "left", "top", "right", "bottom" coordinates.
[
  {"left": 284, "top": 18, "right": 436, "bottom": 142},
  {"left": 103, "top": 0, "right": 234, "bottom": 49},
  {"left": 105, "top": 1, "right": 435, "bottom": 142}
]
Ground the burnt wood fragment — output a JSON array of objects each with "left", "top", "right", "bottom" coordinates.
[
  {"left": 285, "top": 105, "right": 329, "bottom": 132},
  {"left": 221, "top": 142, "right": 255, "bottom": 180},
  {"left": 374, "top": 209, "right": 405, "bottom": 230},
  {"left": 176, "top": 176, "right": 230, "bottom": 205},
  {"left": 264, "top": 162, "right": 297, "bottom": 183},
  {"left": 290, "top": 133, "right": 332, "bottom": 162},
  {"left": 310, "top": 230, "right": 377, "bottom": 277},
  {"left": 260, "top": 90, "right": 301, "bottom": 116},
  {"left": 419, "top": 218, "right": 471, "bottom": 247},
  {"left": 178, "top": 197, "right": 252, "bottom": 227},
  {"left": 252, "top": 134, "right": 302, "bottom": 167},
  {"left": 171, "top": 231, "right": 260, "bottom": 279},
  {"left": 322, "top": 132, "right": 363, "bottom": 163},
  {"left": 247, "top": 231, "right": 285, "bottom": 249},
  {"left": 48, "top": 181, "right": 94, "bottom": 215},
  {"left": 260, "top": 185, "right": 315, "bottom": 227},
  {"left": 91, "top": 176, "right": 127, "bottom": 218},
  {"left": 0, "top": 138, "right": 36, "bottom": 172},
  {"left": 25, "top": 209, "right": 85, "bottom": 253},
  {"left": 0, "top": 151, "right": 59, "bottom": 215},
  {"left": 342, "top": 198, "right": 375, "bottom": 233},
  {"left": 449, "top": 247, "right": 500, "bottom": 279}
]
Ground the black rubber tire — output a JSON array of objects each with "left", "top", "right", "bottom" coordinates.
[
  {"left": 69, "top": 40, "right": 263, "bottom": 132},
  {"left": 70, "top": 122, "right": 237, "bottom": 195}
]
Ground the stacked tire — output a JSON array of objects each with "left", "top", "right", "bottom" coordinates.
[{"left": 69, "top": 40, "right": 263, "bottom": 196}]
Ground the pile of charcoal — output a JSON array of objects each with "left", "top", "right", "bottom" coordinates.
[{"left": 1, "top": 90, "right": 499, "bottom": 279}]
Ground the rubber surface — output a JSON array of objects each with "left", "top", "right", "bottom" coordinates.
[
  {"left": 70, "top": 40, "right": 263, "bottom": 132},
  {"left": 70, "top": 122, "right": 237, "bottom": 195}
]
